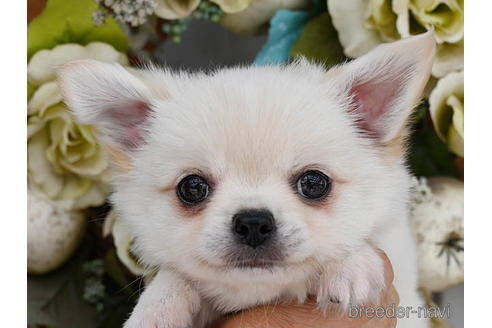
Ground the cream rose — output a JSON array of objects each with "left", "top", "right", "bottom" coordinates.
[
  {"left": 221, "top": 0, "right": 310, "bottom": 35},
  {"left": 394, "top": 0, "right": 464, "bottom": 77},
  {"left": 103, "top": 210, "right": 148, "bottom": 276},
  {"left": 27, "top": 42, "right": 128, "bottom": 210},
  {"left": 154, "top": 0, "right": 200, "bottom": 19},
  {"left": 393, "top": 0, "right": 464, "bottom": 44},
  {"left": 429, "top": 70, "right": 464, "bottom": 157},
  {"left": 328, "top": 0, "right": 463, "bottom": 77},
  {"left": 212, "top": 0, "right": 251, "bottom": 13},
  {"left": 154, "top": 0, "right": 251, "bottom": 19}
]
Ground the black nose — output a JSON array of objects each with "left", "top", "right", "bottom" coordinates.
[{"left": 232, "top": 209, "right": 276, "bottom": 248}]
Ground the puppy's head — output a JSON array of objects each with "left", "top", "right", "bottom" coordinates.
[{"left": 57, "top": 32, "right": 435, "bottom": 285}]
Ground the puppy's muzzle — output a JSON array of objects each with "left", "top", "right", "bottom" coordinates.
[{"left": 232, "top": 209, "right": 276, "bottom": 248}]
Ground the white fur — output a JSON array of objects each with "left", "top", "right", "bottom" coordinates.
[{"left": 57, "top": 32, "right": 435, "bottom": 328}]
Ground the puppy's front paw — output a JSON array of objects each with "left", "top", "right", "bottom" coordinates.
[
  {"left": 124, "top": 299, "right": 193, "bottom": 328},
  {"left": 316, "top": 248, "right": 386, "bottom": 310},
  {"left": 124, "top": 271, "right": 200, "bottom": 328}
]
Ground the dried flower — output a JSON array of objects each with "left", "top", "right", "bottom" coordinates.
[
  {"left": 82, "top": 259, "right": 106, "bottom": 311},
  {"left": 409, "top": 177, "right": 464, "bottom": 292},
  {"left": 92, "top": 10, "right": 108, "bottom": 26},
  {"left": 96, "top": 0, "right": 158, "bottom": 27}
]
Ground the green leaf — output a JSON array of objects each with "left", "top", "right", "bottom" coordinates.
[
  {"left": 100, "top": 249, "right": 139, "bottom": 328},
  {"left": 408, "top": 112, "right": 460, "bottom": 178},
  {"left": 27, "top": 242, "right": 100, "bottom": 327},
  {"left": 28, "top": 81, "right": 36, "bottom": 102},
  {"left": 289, "top": 12, "right": 346, "bottom": 69},
  {"left": 104, "top": 248, "right": 133, "bottom": 293},
  {"left": 27, "top": 0, "right": 128, "bottom": 61},
  {"left": 411, "top": 101, "right": 429, "bottom": 124}
]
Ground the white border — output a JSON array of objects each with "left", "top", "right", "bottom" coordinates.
[
  {"left": 465, "top": 1, "right": 491, "bottom": 327},
  {"left": 0, "top": 1, "right": 483, "bottom": 327},
  {"left": 0, "top": 0, "right": 27, "bottom": 325}
]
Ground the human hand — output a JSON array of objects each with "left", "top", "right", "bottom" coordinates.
[{"left": 214, "top": 250, "right": 398, "bottom": 328}]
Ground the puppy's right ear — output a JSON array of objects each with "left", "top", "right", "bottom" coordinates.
[
  {"left": 56, "top": 60, "right": 157, "bottom": 168},
  {"left": 326, "top": 31, "right": 435, "bottom": 145}
]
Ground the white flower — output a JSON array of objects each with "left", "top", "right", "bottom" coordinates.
[
  {"left": 211, "top": 0, "right": 251, "bottom": 13},
  {"left": 102, "top": 0, "right": 157, "bottom": 26},
  {"left": 328, "top": 0, "right": 391, "bottom": 58},
  {"left": 28, "top": 42, "right": 128, "bottom": 210},
  {"left": 28, "top": 189, "right": 86, "bottom": 274},
  {"left": 103, "top": 210, "right": 148, "bottom": 276},
  {"left": 154, "top": 0, "right": 201, "bottom": 19}
]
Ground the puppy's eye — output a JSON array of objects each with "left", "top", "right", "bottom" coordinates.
[
  {"left": 296, "top": 170, "right": 331, "bottom": 200},
  {"left": 177, "top": 175, "right": 210, "bottom": 204}
]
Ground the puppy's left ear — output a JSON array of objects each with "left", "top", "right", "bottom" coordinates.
[
  {"left": 56, "top": 60, "right": 162, "bottom": 170},
  {"left": 329, "top": 31, "right": 436, "bottom": 144}
]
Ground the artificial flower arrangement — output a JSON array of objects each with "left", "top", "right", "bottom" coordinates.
[{"left": 27, "top": 0, "right": 463, "bottom": 327}]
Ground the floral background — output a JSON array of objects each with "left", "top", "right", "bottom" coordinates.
[{"left": 27, "top": 0, "right": 464, "bottom": 327}]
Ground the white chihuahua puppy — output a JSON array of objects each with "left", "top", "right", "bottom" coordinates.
[{"left": 57, "top": 31, "right": 435, "bottom": 328}]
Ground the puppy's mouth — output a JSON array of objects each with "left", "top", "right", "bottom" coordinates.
[
  {"left": 228, "top": 259, "right": 279, "bottom": 269},
  {"left": 219, "top": 241, "right": 286, "bottom": 270},
  {"left": 224, "top": 249, "right": 287, "bottom": 272}
]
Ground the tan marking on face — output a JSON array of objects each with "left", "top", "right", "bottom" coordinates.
[
  {"left": 323, "top": 64, "right": 346, "bottom": 82},
  {"left": 174, "top": 198, "right": 209, "bottom": 219},
  {"left": 160, "top": 169, "right": 215, "bottom": 219},
  {"left": 287, "top": 165, "right": 345, "bottom": 213},
  {"left": 383, "top": 125, "right": 410, "bottom": 163},
  {"left": 278, "top": 176, "right": 340, "bottom": 241},
  {"left": 159, "top": 185, "right": 208, "bottom": 218},
  {"left": 159, "top": 183, "right": 175, "bottom": 194},
  {"left": 143, "top": 80, "right": 172, "bottom": 100},
  {"left": 188, "top": 209, "right": 207, "bottom": 240},
  {"left": 298, "top": 184, "right": 339, "bottom": 219},
  {"left": 102, "top": 144, "right": 132, "bottom": 171},
  {"left": 294, "top": 200, "right": 325, "bottom": 238}
]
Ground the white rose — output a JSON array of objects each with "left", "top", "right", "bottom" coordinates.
[{"left": 27, "top": 42, "right": 128, "bottom": 210}]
